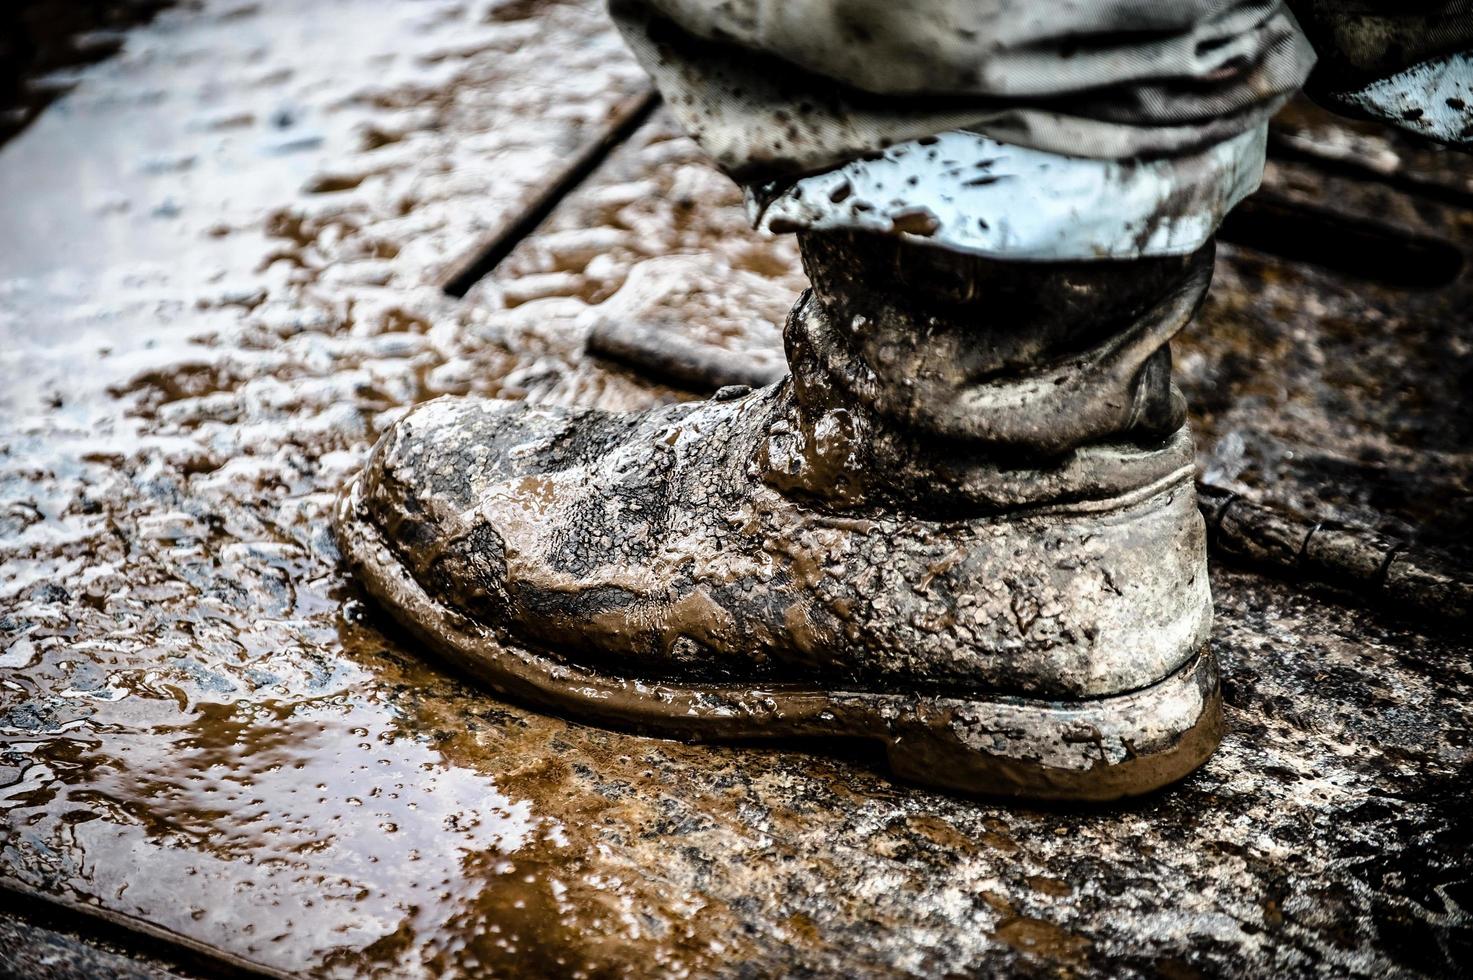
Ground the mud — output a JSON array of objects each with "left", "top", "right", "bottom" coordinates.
[
  {"left": 1, "top": 1, "right": 1471, "bottom": 977},
  {"left": 1185, "top": 113, "right": 1473, "bottom": 570}
]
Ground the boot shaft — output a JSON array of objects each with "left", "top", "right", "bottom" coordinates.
[
  {"left": 790, "top": 230, "right": 1211, "bottom": 455},
  {"left": 760, "top": 233, "right": 1212, "bottom": 513}
]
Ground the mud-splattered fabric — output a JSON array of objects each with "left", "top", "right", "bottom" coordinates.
[
  {"left": 748, "top": 127, "right": 1268, "bottom": 260},
  {"left": 611, "top": 0, "right": 1470, "bottom": 258},
  {"left": 1289, "top": 0, "right": 1473, "bottom": 97},
  {"left": 611, "top": 0, "right": 1315, "bottom": 176},
  {"left": 1289, "top": 0, "right": 1473, "bottom": 143},
  {"left": 609, "top": 0, "right": 1314, "bottom": 258}
]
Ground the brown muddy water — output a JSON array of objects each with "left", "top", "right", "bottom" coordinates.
[{"left": 2, "top": 0, "right": 1472, "bottom": 977}]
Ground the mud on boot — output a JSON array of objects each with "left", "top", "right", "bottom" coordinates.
[{"left": 335, "top": 233, "right": 1222, "bottom": 800}]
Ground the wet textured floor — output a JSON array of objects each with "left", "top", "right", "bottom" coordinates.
[{"left": 1, "top": 1, "right": 1471, "bottom": 977}]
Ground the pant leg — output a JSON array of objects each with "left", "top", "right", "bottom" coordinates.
[
  {"left": 1287, "top": 0, "right": 1473, "bottom": 146},
  {"left": 610, "top": 0, "right": 1316, "bottom": 259}
]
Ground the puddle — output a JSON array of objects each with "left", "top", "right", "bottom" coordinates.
[{"left": 0, "top": 618, "right": 739, "bottom": 976}]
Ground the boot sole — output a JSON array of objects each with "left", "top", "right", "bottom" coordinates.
[{"left": 335, "top": 476, "right": 1222, "bottom": 801}]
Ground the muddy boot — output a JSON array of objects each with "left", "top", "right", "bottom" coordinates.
[{"left": 335, "top": 232, "right": 1221, "bottom": 800}]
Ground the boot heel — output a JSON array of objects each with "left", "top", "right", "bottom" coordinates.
[{"left": 877, "top": 650, "right": 1223, "bottom": 801}]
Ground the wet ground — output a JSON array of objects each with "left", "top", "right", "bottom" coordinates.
[{"left": 1, "top": 1, "right": 1470, "bottom": 977}]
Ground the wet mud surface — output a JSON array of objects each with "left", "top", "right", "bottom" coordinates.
[
  {"left": 2, "top": 1, "right": 1471, "bottom": 977},
  {"left": 1190, "top": 100, "right": 1473, "bottom": 566}
]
